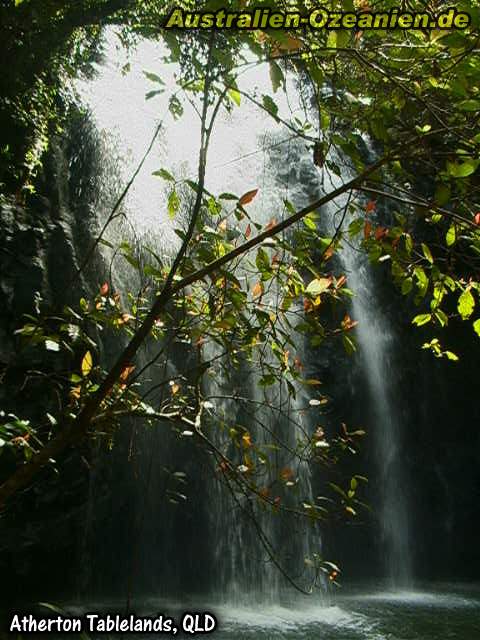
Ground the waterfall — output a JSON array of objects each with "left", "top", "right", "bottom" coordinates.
[
  {"left": 77, "top": 33, "right": 324, "bottom": 602},
  {"left": 342, "top": 239, "right": 412, "bottom": 586},
  {"left": 77, "top": 30, "right": 413, "bottom": 600},
  {"left": 322, "top": 172, "right": 413, "bottom": 587}
]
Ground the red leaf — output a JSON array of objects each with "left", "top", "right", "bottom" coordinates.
[
  {"left": 280, "top": 467, "right": 294, "bottom": 482},
  {"left": 375, "top": 226, "right": 388, "bottom": 240},
  {"left": 245, "top": 223, "right": 251, "bottom": 238},
  {"left": 265, "top": 217, "right": 277, "bottom": 231},
  {"left": 365, "top": 200, "right": 376, "bottom": 214},
  {"left": 100, "top": 282, "right": 109, "bottom": 296},
  {"left": 239, "top": 188, "right": 259, "bottom": 206},
  {"left": 474, "top": 212, "right": 480, "bottom": 225},
  {"left": 341, "top": 314, "right": 358, "bottom": 331},
  {"left": 119, "top": 363, "right": 135, "bottom": 382},
  {"left": 336, "top": 275, "right": 347, "bottom": 288},
  {"left": 364, "top": 220, "right": 372, "bottom": 239},
  {"left": 323, "top": 245, "right": 334, "bottom": 261}
]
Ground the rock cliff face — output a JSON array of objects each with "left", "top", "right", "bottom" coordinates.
[{"left": 0, "top": 112, "right": 110, "bottom": 604}]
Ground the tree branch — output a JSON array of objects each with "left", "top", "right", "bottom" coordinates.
[{"left": 0, "top": 128, "right": 449, "bottom": 506}]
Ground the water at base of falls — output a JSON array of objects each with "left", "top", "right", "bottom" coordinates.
[{"left": 60, "top": 582, "right": 480, "bottom": 639}]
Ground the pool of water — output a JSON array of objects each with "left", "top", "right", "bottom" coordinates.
[
  {"left": 209, "top": 585, "right": 480, "bottom": 639},
  {"left": 61, "top": 582, "right": 480, "bottom": 639},
  {"left": 198, "top": 583, "right": 480, "bottom": 639}
]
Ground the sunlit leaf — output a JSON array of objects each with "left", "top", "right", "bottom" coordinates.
[
  {"left": 306, "top": 278, "right": 331, "bottom": 296},
  {"left": 81, "top": 351, "right": 93, "bottom": 377},
  {"left": 458, "top": 289, "right": 475, "bottom": 320}
]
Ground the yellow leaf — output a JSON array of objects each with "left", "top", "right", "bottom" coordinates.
[
  {"left": 242, "top": 433, "right": 252, "bottom": 448},
  {"left": 81, "top": 351, "right": 93, "bottom": 377}
]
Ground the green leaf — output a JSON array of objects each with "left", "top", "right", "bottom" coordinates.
[
  {"left": 269, "top": 62, "right": 284, "bottom": 93},
  {"left": 412, "top": 313, "right": 432, "bottom": 326},
  {"left": 303, "top": 214, "right": 317, "bottom": 231},
  {"left": 447, "top": 159, "right": 479, "bottom": 178},
  {"left": 262, "top": 94, "right": 278, "bottom": 118},
  {"left": 446, "top": 225, "right": 456, "bottom": 246},
  {"left": 458, "top": 289, "right": 475, "bottom": 320},
  {"left": 401, "top": 277, "right": 413, "bottom": 295},
  {"left": 153, "top": 168, "right": 175, "bottom": 182},
  {"left": 146, "top": 90, "right": 164, "bottom": 100},
  {"left": 169, "top": 95, "right": 184, "bottom": 119},
  {"left": 434, "top": 309, "right": 448, "bottom": 327},
  {"left": 434, "top": 184, "right": 450, "bottom": 206},
  {"left": 342, "top": 334, "right": 356, "bottom": 354},
  {"left": 256, "top": 248, "right": 270, "bottom": 273},
  {"left": 459, "top": 99, "right": 480, "bottom": 111},
  {"left": 168, "top": 190, "right": 180, "bottom": 219},
  {"left": 445, "top": 351, "right": 459, "bottom": 361},
  {"left": 473, "top": 319, "right": 480, "bottom": 337},
  {"left": 143, "top": 71, "right": 165, "bottom": 84},
  {"left": 421, "top": 243, "right": 433, "bottom": 264},
  {"left": 414, "top": 267, "right": 429, "bottom": 297},
  {"left": 326, "top": 31, "right": 337, "bottom": 48},
  {"left": 416, "top": 124, "right": 432, "bottom": 134},
  {"left": 228, "top": 89, "right": 241, "bottom": 106},
  {"left": 306, "top": 278, "right": 331, "bottom": 296},
  {"left": 348, "top": 218, "right": 364, "bottom": 237}
]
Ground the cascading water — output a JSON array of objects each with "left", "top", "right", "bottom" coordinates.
[
  {"left": 335, "top": 208, "right": 413, "bottom": 587},
  {"left": 78, "top": 33, "right": 323, "bottom": 603},
  {"left": 78, "top": 29, "right": 414, "bottom": 606},
  {"left": 318, "top": 146, "right": 413, "bottom": 586}
]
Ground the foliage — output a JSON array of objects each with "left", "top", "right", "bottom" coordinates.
[{"left": 1, "top": 0, "right": 480, "bottom": 590}]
